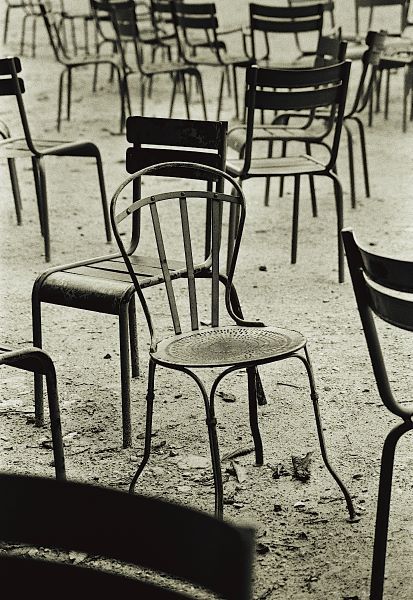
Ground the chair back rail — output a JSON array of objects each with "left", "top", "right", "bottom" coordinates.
[{"left": 0, "top": 473, "right": 254, "bottom": 600}]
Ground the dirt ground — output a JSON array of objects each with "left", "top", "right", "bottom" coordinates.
[{"left": 1, "top": 2, "right": 413, "bottom": 599}]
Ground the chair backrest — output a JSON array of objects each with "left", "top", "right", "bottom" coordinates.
[
  {"left": 171, "top": 1, "right": 224, "bottom": 62},
  {"left": 126, "top": 116, "right": 228, "bottom": 257},
  {"left": 342, "top": 228, "right": 413, "bottom": 419},
  {"left": 354, "top": 0, "right": 409, "bottom": 36},
  {"left": 0, "top": 473, "right": 255, "bottom": 599},
  {"left": 111, "top": 162, "right": 249, "bottom": 340},
  {"left": 314, "top": 34, "right": 347, "bottom": 66},
  {"left": 242, "top": 60, "right": 351, "bottom": 173},
  {"left": 347, "top": 29, "right": 387, "bottom": 116},
  {"left": 249, "top": 3, "right": 324, "bottom": 61},
  {"left": 288, "top": 0, "right": 335, "bottom": 28},
  {"left": 0, "top": 56, "right": 37, "bottom": 154}
]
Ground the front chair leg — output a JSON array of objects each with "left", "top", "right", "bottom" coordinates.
[
  {"left": 119, "top": 302, "right": 132, "bottom": 448},
  {"left": 327, "top": 170, "right": 344, "bottom": 283},
  {"left": 247, "top": 367, "right": 264, "bottom": 465},
  {"left": 291, "top": 175, "right": 300, "bottom": 265},
  {"left": 129, "top": 359, "right": 156, "bottom": 493},
  {"left": 291, "top": 347, "right": 358, "bottom": 522}
]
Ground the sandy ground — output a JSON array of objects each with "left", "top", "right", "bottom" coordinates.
[{"left": 1, "top": 1, "right": 413, "bottom": 599}]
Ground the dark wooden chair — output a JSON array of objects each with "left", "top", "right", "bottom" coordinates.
[
  {"left": 111, "top": 161, "right": 357, "bottom": 521},
  {"left": 32, "top": 116, "right": 227, "bottom": 450},
  {"left": 39, "top": 2, "right": 128, "bottom": 133},
  {"left": 226, "top": 61, "right": 352, "bottom": 283},
  {"left": 0, "top": 473, "right": 254, "bottom": 599},
  {"left": 171, "top": 1, "right": 253, "bottom": 120},
  {"left": 0, "top": 56, "right": 111, "bottom": 263},
  {"left": 0, "top": 347, "right": 65, "bottom": 479},
  {"left": 342, "top": 228, "right": 413, "bottom": 600}
]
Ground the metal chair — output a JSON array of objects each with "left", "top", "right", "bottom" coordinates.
[
  {"left": 0, "top": 473, "right": 254, "bottom": 600},
  {"left": 226, "top": 61, "right": 352, "bottom": 283},
  {"left": 0, "top": 56, "right": 111, "bottom": 263},
  {"left": 32, "top": 116, "right": 228, "bottom": 449},
  {"left": 111, "top": 160, "right": 357, "bottom": 521},
  {"left": 245, "top": 3, "right": 324, "bottom": 67},
  {"left": 3, "top": 0, "right": 26, "bottom": 46},
  {"left": 171, "top": 1, "right": 253, "bottom": 120},
  {"left": 39, "top": 2, "right": 128, "bottom": 133},
  {"left": 288, "top": 0, "right": 336, "bottom": 57},
  {"left": 0, "top": 347, "right": 65, "bottom": 480},
  {"left": 56, "top": 0, "right": 95, "bottom": 56},
  {"left": 92, "top": 0, "right": 207, "bottom": 119},
  {"left": 342, "top": 228, "right": 413, "bottom": 600}
]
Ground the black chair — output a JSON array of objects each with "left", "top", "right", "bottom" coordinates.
[
  {"left": 0, "top": 56, "right": 111, "bottom": 263},
  {"left": 342, "top": 228, "right": 413, "bottom": 600},
  {"left": 39, "top": 2, "right": 128, "bottom": 133},
  {"left": 171, "top": 1, "right": 253, "bottom": 120},
  {"left": 226, "top": 61, "right": 352, "bottom": 283},
  {"left": 288, "top": 0, "right": 336, "bottom": 57},
  {"left": 0, "top": 347, "right": 65, "bottom": 479},
  {"left": 32, "top": 116, "right": 228, "bottom": 449},
  {"left": 0, "top": 473, "right": 254, "bottom": 600},
  {"left": 111, "top": 161, "right": 357, "bottom": 520}
]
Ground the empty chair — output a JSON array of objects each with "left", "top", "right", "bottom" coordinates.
[
  {"left": 226, "top": 61, "right": 352, "bottom": 283},
  {"left": 3, "top": 0, "right": 25, "bottom": 46},
  {"left": 0, "top": 56, "right": 111, "bottom": 262},
  {"left": 111, "top": 161, "right": 357, "bottom": 520},
  {"left": 288, "top": 0, "right": 336, "bottom": 57},
  {"left": 171, "top": 1, "right": 253, "bottom": 120},
  {"left": 342, "top": 228, "right": 413, "bottom": 600},
  {"left": 32, "top": 116, "right": 228, "bottom": 449},
  {"left": 39, "top": 2, "right": 128, "bottom": 133},
  {"left": 0, "top": 346, "right": 65, "bottom": 479},
  {"left": 0, "top": 473, "right": 254, "bottom": 599}
]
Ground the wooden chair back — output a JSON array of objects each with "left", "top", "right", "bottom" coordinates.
[{"left": 0, "top": 473, "right": 254, "bottom": 599}]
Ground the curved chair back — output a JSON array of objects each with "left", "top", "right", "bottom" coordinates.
[{"left": 0, "top": 473, "right": 254, "bottom": 599}]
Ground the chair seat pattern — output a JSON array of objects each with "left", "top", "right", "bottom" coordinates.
[{"left": 153, "top": 325, "right": 306, "bottom": 368}]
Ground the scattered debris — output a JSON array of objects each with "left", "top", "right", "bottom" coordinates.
[
  {"left": 216, "top": 390, "right": 237, "bottom": 403},
  {"left": 176, "top": 455, "right": 210, "bottom": 470},
  {"left": 230, "top": 460, "right": 247, "bottom": 483},
  {"left": 291, "top": 452, "right": 313, "bottom": 482},
  {"left": 103, "top": 353, "right": 112, "bottom": 359},
  {"left": 273, "top": 504, "right": 282, "bottom": 513},
  {"left": 258, "top": 265, "right": 268, "bottom": 272},
  {"left": 221, "top": 445, "right": 254, "bottom": 462},
  {"left": 294, "top": 501, "right": 306, "bottom": 510},
  {"left": 256, "top": 542, "right": 270, "bottom": 555},
  {"left": 268, "top": 463, "right": 290, "bottom": 479}
]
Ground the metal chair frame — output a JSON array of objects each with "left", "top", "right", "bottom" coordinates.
[
  {"left": 111, "top": 160, "right": 357, "bottom": 521},
  {"left": 342, "top": 228, "right": 413, "bottom": 600},
  {"left": 288, "top": 0, "right": 336, "bottom": 57},
  {"left": 3, "top": 0, "right": 26, "bottom": 46},
  {"left": 0, "top": 347, "right": 65, "bottom": 479},
  {"left": 226, "top": 61, "right": 352, "bottom": 283},
  {"left": 39, "top": 2, "right": 128, "bottom": 133},
  {"left": 0, "top": 56, "right": 111, "bottom": 263},
  {"left": 32, "top": 116, "right": 228, "bottom": 449},
  {"left": 0, "top": 473, "right": 254, "bottom": 600}
]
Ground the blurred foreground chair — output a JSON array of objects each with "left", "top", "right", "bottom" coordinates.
[
  {"left": 342, "top": 228, "right": 413, "bottom": 600},
  {"left": 0, "top": 473, "right": 254, "bottom": 600},
  {"left": 0, "top": 56, "right": 111, "bottom": 262},
  {"left": 39, "top": 2, "right": 128, "bottom": 133},
  {"left": 32, "top": 116, "right": 227, "bottom": 449},
  {"left": 111, "top": 161, "right": 357, "bottom": 520},
  {"left": 0, "top": 347, "right": 65, "bottom": 479},
  {"left": 226, "top": 61, "right": 352, "bottom": 283}
]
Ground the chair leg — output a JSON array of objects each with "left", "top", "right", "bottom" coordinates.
[
  {"left": 305, "top": 143, "right": 317, "bottom": 217},
  {"left": 345, "top": 123, "right": 357, "bottom": 209},
  {"left": 291, "top": 175, "right": 300, "bottom": 265},
  {"left": 279, "top": 141, "right": 287, "bottom": 197},
  {"left": 94, "top": 150, "right": 112, "bottom": 242},
  {"left": 20, "top": 13, "right": 28, "bottom": 56},
  {"left": 247, "top": 367, "right": 264, "bottom": 465},
  {"left": 370, "top": 421, "right": 413, "bottom": 600},
  {"left": 3, "top": 5, "right": 10, "bottom": 44},
  {"left": 384, "top": 70, "right": 390, "bottom": 121},
  {"left": 44, "top": 359, "right": 66, "bottom": 480},
  {"left": 57, "top": 70, "right": 66, "bottom": 132},
  {"left": 292, "top": 347, "right": 358, "bottom": 522},
  {"left": 264, "top": 141, "right": 274, "bottom": 207},
  {"left": 33, "top": 157, "right": 51, "bottom": 262},
  {"left": 140, "top": 77, "right": 146, "bottom": 116},
  {"left": 216, "top": 68, "right": 225, "bottom": 121},
  {"left": 169, "top": 73, "right": 178, "bottom": 118},
  {"left": 353, "top": 116, "right": 370, "bottom": 198},
  {"left": 32, "top": 293, "right": 44, "bottom": 428},
  {"left": 129, "top": 295, "right": 139, "bottom": 378},
  {"left": 181, "top": 73, "right": 190, "bottom": 120},
  {"left": 67, "top": 68, "right": 72, "bottom": 122},
  {"left": 31, "top": 156, "right": 44, "bottom": 236},
  {"left": 194, "top": 70, "right": 208, "bottom": 121},
  {"left": 327, "top": 171, "right": 344, "bottom": 283},
  {"left": 8, "top": 158, "right": 22, "bottom": 225},
  {"left": 232, "top": 64, "right": 239, "bottom": 119},
  {"left": 119, "top": 302, "right": 132, "bottom": 448},
  {"left": 129, "top": 359, "right": 156, "bottom": 493},
  {"left": 31, "top": 14, "right": 37, "bottom": 58}
]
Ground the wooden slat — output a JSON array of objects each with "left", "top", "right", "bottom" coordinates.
[
  {"left": 180, "top": 196, "right": 199, "bottom": 330},
  {"left": 368, "top": 284, "right": 413, "bottom": 332},
  {"left": 247, "top": 85, "right": 340, "bottom": 111},
  {"left": 250, "top": 3, "right": 324, "bottom": 17},
  {"left": 177, "top": 15, "right": 218, "bottom": 29},
  {"left": 0, "top": 57, "right": 21, "bottom": 75},
  {"left": 360, "top": 248, "right": 413, "bottom": 293},
  {"left": 247, "top": 62, "right": 345, "bottom": 88},
  {"left": 251, "top": 16, "right": 322, "bottom": 33},
  {"left": 0, "top": 78, "right": 25, "bottom": 96},
  {"left": 150, "top": 203, "right": 182, "bottom": 335},
  {"left": 126, "top": 116, "right": 224, "bottom": 149}
]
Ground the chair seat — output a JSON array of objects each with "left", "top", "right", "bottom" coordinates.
[
  {"left": 226, "top": 154, "right": 326, "bottom": 178},
  {"left": 152, "top": 325, "right": 306, "bottom": 368},
  {"left": 227, "top": 122, "right": 329, "bottom": 154},
  {"left": 0, "top": 137, "right": 97, "bottom": 158}
]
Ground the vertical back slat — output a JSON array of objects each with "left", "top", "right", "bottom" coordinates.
[
  {"left": 179, "top": 195, "right": 199, "bottom": 330},
  {"left": 150, "top": 202, "right": 182, "bottom": 335},
  {"left": 211, "top": 197, "right": 220, "bottom": 327}
]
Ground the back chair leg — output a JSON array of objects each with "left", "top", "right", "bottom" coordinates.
[
  {"left": 181, "top": 74, "right": 190, "bottom": 119},
  {"left": 8, "top": 158, "right": 22, "bottom": 225},
  {"left": 128, "top": 295, "right": 139, "bottom": 378},
  {"left": 20, "top": 13, "right": 28, "bottom": 55},
  {"left": 32, "top": 157, "right": 51, "bottom": 262},
  {"left": 232, "top": 64, "right": 240, "bottom": 119},
  {"left": 3, "top": 5, "right": 10, "bottom": 44},
  {"left": 44, "top": 358, "right": 66, "bottom": 480},
  {"left": 94, "top": 150, "right": 111, "bottom": 242},
  {"left": 216, "top": 68, "right": 225, "bottom": 121},
  {"left": 370, "top": 421, "right": 413, "bottom": 600},
  {"left": 279, "top": 141, "right": 287, "bottom": 197},
  {"left": 345, "top": 124, "right": 357, "bottom": 209},
  {"left": 353, "top": 116, "right": 370, "bottom": 198},
  {"left": 119, "top": 302, "right": 132, "bottom": 448},
  {"left": 264, "top": 141, "right": 274, "bottom": 207},
  {"left": 129, "top": 359, "right": 156, "bottom": 493},
  {"left": 291, "top": 175, "right": 301, "bottom": 265},
  {"left": 194, "top": 71, "right": 208, "bottom": 120},
  {"left": 305, "top": 143, "right": 317, "bottom": 217},
  {"left": 32, "top": 295, "right": 44, "bottom": 428},
  {"left": 291, "top": 348, "right": 358, "bottom": 522},
  {"left": 327, "top": 170, "right": 344, "bottom": 283},
  {"left": 169, "top": 73, "right": 178, "bottom": 117},
  {"left": 31, "top": 14, "right": 36, "bottom": 57},
  {"left": 384, "top": 70, "right": 390, "bottom": 120},
  {"left": 247, "top": 366, "right": 264, "bottom": 465},
  {"left": 57, "top": 70, "right": 66, "bottom": 132},
  {"left": 31, "top": 156, "right": 44, "bottom": 236},
  {"left": 67, "top": 69, "right": 72, "bottom": 122}
]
